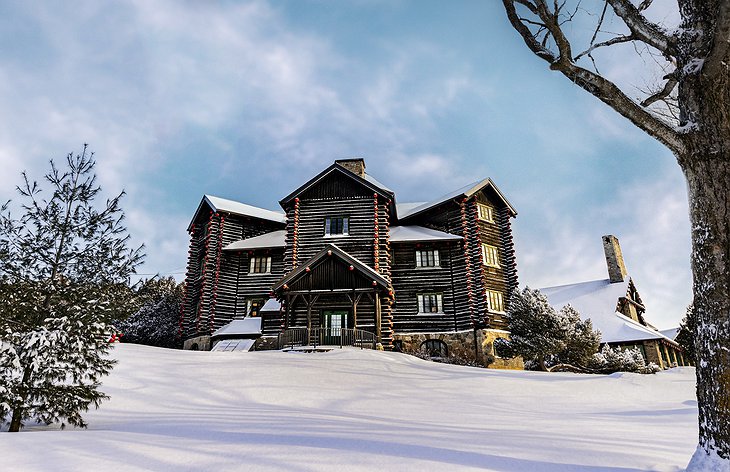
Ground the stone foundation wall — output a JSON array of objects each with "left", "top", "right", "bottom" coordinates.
[
  {"left": 183, "top": 335, "right": 211, "bottom": 351},
  {"left": 254, "top": 336, "right": 279, "bottom": 351},
  {"left": 393, "top": 329, "right": 523, "bottom": 369}
]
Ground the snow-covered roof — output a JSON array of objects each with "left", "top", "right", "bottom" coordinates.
[
  {"left": 211, "top": 317, "right": 262, "bottom": 338},
  {"left": 539, "top": 278, "right": 677, "bottom": 345},
  {"left": 188, "top": 195, "right": 286, "bottom": 231},
  {"left": 211, "top": 339, "right": 256, "bottom": 352},
  {"left": 389, "top": 225, "right": 462, "bottom": 243},
  {"left": 660, "top": 327, "right": 679, "bottom": 340},
  {"left": 396, "top": 202, "right": 427, "bottom": 216},
  {"left": 361, "top": 172, "right": 393, "bottom": 193},
  {"left": 260, "top": 298, "right": 281, "bottom": 312},
  {"left": 398, "top": 178, "right": 517, "bottom": 220},
  {"left": 223, "top": 230, "right": 286, "bottom": 251}
]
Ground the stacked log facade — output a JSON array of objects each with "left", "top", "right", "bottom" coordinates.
[
  {"left": 281, "top": 171, "right": 394, "bottom": 345},
  {"left": 179, "top": 210, "right": 284, "bottom": 341},
  {"left": 181, "top": 162, "right": 518, "bottom": 355}
]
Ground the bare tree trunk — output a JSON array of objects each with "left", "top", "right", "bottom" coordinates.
[{"left": 682, "top": 155, "right": 730, "bottom": 464}]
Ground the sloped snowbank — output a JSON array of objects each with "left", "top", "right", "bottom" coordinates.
[{"left": 1, "top": 344, "right": 698, "bottom": 471}]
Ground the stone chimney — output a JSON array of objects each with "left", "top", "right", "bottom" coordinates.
[
  {"left": 335, "top": 158, "right": 366, "bottom": 177},
  {"left": 602, "top": 235, "right": 628, "bottom": 283}
]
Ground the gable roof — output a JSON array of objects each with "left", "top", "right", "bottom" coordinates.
[
  {"left": 389, "top": 225, "right": 462, "bottom": 243},
  {"left": 273, "top": 243, "right": 389, "bottom": 292},
  {"left": 539, "top": 278, "right": 678, "bottom": 346},
  {"left": 223, "top": 230, "right": 287, "bottom": 251},
  {"left": 397, "top": 178, "right": 517, "bottom": 221},
  {"left": 188, "top": 195, "right": 287, "bottom": 231},
  {"left": 279, "top": 163, "right": 394, "bottom": 206}
]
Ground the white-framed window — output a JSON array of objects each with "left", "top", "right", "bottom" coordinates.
[
  {"left": 477, "top": 203, "right": 495, "bottom": 223},
  {"left": 482, "top": 244, "right": 500, "bottom": 267},
  {"left": 415, "top": 249, "right": 440, "bottom": 268},
  {"left": 417, "top": 293, "right": 444, "bottom": 313},
  {"left": 487, "top": 290, "right": 505, "bottom": 313},
  {"left": 249, "top": 256, "right": 272, "bottom": 274},
  {"left": 325, "top": 216, "right": 349, "bottom": 236}
]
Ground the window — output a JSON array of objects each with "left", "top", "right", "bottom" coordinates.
[
  {"left": 415, "top": 249, "right": 440, "bottom": 267},
  {"left": 417, "top": 293, "right": 443, "bottom": 313},
  {"left": 325, "top": 216, "right": 349, "bottom": 236},
  {"left": 487, "top": 290, "right": 505, "bottom": 313},
  {"left": 421, "top": 339, "right": 448, "bottom": 359},
  {"left": 477, "top": 203, "right": 494, "bottom": 223},
  {"left": 245, "top": 298, "right": 266, "bottom": 317},
  {"left": 482, "top": 244, "right": 500, "bottom": 267},
  {"left": 249, "top": 256, "right": 272, "bottom": 274}
]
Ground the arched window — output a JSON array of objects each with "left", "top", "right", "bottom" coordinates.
[
  {"left": 190, "top": 343, "right": 199, "bottom": 351},
  {"left": 420, "top": 339, "right": 448, "bottom": 359}
]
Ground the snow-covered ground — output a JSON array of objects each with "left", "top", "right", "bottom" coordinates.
[{"left": 2, "top": 344, "right": 698, "bottom": 471}]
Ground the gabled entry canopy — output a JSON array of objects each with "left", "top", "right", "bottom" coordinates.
[
  {"left": 273, "top": 244, "right": 389, "bottom": 294},
  {"left": 279, "top": 161, "right": 394, "bottom": 207}
]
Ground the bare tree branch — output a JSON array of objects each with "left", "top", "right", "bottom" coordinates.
[
  {"left": 502, "top": 0, "right": 685, "bottom": 154},
  {"left": 640, "top": 72, "right": 678, "bottom": 107},
  {"left": 575, "top": 35, "right": 634, "bottom": 61},
  {"left": 606, "top": 0, "right": 677, "bottom": 57}
]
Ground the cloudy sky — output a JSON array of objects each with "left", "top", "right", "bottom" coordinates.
[{"left": 0, "top": 0, "right": 690, "bottom": 328}]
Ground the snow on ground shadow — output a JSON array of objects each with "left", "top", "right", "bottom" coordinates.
[{"left": 1, "top": 344, "right": 698, "bottom": 472}]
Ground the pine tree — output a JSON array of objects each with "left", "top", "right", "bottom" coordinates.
[
  {"left": 558, "top": 305, "right": 601, "bottom": 368},
  {"left": 505, "top": 288, "right": 602, "bottom": 372},
  {"left": 117, "top": 277, "right": 183, "bottom": 349},
  {"left": 0, "top": 145, "right": 144, "bottom": 432}
]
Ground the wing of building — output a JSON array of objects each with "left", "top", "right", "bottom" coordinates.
[
  {"left": 539, "top": 235, "right": 688, "bottom": 369},
  {"left": 178, "top": 158, "right": 520, "bottom": 367}
]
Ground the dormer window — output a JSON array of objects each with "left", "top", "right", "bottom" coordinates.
[
  {"left": 477, "top": 203, "right": 495, "bottom": 223},
  {"left": 325, "top": 216, "right": 349, "bottom": 236}
]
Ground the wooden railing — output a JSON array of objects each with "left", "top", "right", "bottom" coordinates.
[{"left": 278, "top": 327, "right": 377, "bottom": 350}]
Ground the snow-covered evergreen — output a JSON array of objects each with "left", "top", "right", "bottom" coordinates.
[
  {"left": 504, "top": 287, "right": 601, "bottom": 371},
  {"left": 0, "top": 315, "right": 115, "bottom": 430},
  {"left": 117, "top": 277, "right": 182, "bottom": 349},
  {"left": 0, "top": 146, "right": 143, "bottom": 431}
]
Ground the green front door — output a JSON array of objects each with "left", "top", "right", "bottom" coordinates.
[{"left": 322, "top": 310, "right": 348, "bottom": 344}]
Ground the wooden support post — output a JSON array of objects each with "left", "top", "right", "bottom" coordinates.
[
  {"left": 375, "top": 291, "right": 382, "bottom": 349},
  {"left": 306, "top": 293, "right": 312, "bottom": 346},
  {"left": 352, "top": 289, "right": 358, "bottom": 330}
]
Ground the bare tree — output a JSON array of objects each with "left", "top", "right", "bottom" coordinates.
[{"left": 501, "top": 0, "right": 729, "bottom": 468}]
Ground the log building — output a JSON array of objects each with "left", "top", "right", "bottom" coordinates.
[{"left": 179, "top": 158, "right": 520, "bottom": 366}]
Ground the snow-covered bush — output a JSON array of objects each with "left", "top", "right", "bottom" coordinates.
[{"left": 589, "top": 345, "right": 660, "bottom": 374}]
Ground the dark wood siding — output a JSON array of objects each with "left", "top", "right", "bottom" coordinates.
[{"left": 179, "top": 208, "right": 285, "bottom": 340}]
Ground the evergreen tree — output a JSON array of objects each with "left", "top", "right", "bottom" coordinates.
[
  {"left": 676, "top": 305, "right": 696, "bottom": 364},
  {"left": 118, "top": 277, "right": 183, "bottom": 349},
  {"left": 0, "top": 145, "right": 143, "bottom": 432},
  {"left": 557, "top": 305, "right": 601, "bottom": 368},
  {"left": 505, "top": 287, "right": 602, "bottom": 372}
]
